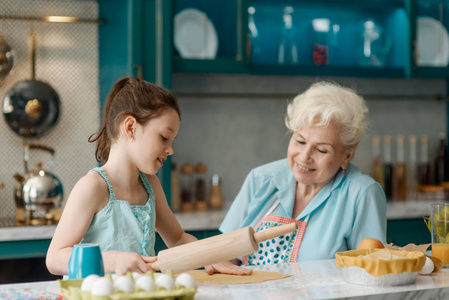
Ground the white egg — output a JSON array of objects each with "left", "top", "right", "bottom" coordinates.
[
  {"left": 91, "top": 277, "right": 114, "bottom": 296},
  {"left": 81, "top": 274, "right": 100, "bottom": 291},
  {"left": 132, "top": 272, "right": 142, "bottom": 281},
  {"left": 155, "top": 274, "right": 175, "bottom": 290},
  {"left": 175, "top": 273, "right": 196, "bottom": 289},
  {"left": 419, "top": 256, "right": 435, "bottom": 275},
  {"left": 114, "top": 275, "right": 135, "bottom": 293},
  {"left": 135, "top": 275, "right": 155, "bottom": 292}
]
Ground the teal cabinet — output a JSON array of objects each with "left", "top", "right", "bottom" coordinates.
[
  {"left": 409, "top": 0, "right": 449, "bottom": 78},
  {"left": 99, "top": 0, "right": 173, "bottom": 200},
  {"left": 172, "top": 0, "right": 449, "bottom": 79},
  {"left": 387, "top": 218, "right": 431, "bottom": 247},
  {"left": 172, "top": 0, "right": 249, "bottom": 74}
]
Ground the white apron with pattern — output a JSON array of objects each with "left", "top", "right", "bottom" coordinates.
[{"left": 243, "top": 200, "right": 309, "bottom": 265}]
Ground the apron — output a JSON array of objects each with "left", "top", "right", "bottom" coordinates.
[{"left": 243, "top": 199, "right": 309, "bottom": 265}]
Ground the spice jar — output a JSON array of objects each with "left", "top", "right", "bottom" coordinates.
[
  {"left": 180, "top": 163, "right": 194, "bottom": 212},
  {"left": 194, "top": 162, "right": 208, "bottom": 211},
  {"left": 209, "top": 174, "right": 224, "bottom": 210}
]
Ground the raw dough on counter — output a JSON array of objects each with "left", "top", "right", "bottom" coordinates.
[{"left": 184, "top": 270, "right": 291, "bottom": 284}]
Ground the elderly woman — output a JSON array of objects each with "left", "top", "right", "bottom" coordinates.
[{"left": 220, "top": 81, "right": 386, "bottom": 265}]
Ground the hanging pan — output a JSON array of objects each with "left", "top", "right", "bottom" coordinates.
[
  {"left": 2, "top": 32, "right": 60, "bottom": 138},
  {"left": 0, "top": 34, "right": 14, "bottom": 84}
]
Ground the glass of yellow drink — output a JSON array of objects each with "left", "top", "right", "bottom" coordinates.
[{"left": 431, "top": 203, "right": 449, "bottom": 267}]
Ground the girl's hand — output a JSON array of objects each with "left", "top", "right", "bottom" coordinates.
[
  {"left": 113, "top": 252, "right": 158, "bottom": 275},
  {"left": 205, "top": 260, "right": 253, "bottom": 275}
]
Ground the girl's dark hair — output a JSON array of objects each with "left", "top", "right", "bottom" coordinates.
[{"left": 89, "top": 77, "right": 180, "bottom": 163}]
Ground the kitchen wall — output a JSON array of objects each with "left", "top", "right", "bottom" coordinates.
[
  {"left": 172, "top": 76, "right": 447, "bottom": 204},
  {"left": 0, "top": 0, "right": 99, "bottom": 223}
]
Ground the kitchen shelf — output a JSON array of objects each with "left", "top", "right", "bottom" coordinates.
[{"left": 172, "top": 72, "right": 447, "bottom": 100}]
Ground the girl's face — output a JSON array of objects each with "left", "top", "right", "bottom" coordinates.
[
  {"left": 131, "top": 109, "right": 180, "bottom": 175},
  {"left": 287, "top": 123, "right": 354, "bottom": 189}
]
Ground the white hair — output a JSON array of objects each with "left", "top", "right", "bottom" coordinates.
[{"left": 285, "top": 81, "right": 368, "bottom": 149}]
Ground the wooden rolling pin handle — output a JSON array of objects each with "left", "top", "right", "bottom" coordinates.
[{"left": 253, "top": 222, "right": 297, "bottom": 243}]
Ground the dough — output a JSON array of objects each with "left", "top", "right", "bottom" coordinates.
[{"left": 183, "top": 270, "right": 291, "bottom": 284}]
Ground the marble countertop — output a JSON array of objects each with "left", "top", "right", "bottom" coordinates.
[
  {"left": 0, "top": 201, "right": 434, "bottom": 242},
  {"left": 2, "top": 259, "right": 449, "bottom": 299}
]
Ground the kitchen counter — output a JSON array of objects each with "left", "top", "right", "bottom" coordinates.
[
  {"left": 0, "top": 200, "right": 433, "bottom": 241},
  {"left": 2, "top": 259, "right": 449, "bottom": 299}
]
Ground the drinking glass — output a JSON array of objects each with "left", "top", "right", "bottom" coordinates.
[
  {"left": 431, "top": 203, "right": 449, "bottom": 268},
  {"left": 68, "top": 243, "right": 104, "bottom": 279}
]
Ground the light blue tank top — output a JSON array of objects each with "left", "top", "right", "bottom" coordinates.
[{"left": 81, "top": 167, "right": 156, "bottom": 256}]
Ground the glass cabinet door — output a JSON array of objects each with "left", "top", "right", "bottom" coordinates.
[
  {"left": 172, "top": 0, "right": 249, "bottom": 73},
  {"left": 411, "top": 0, "right": 449, "bottom": 77},
  {"left": 248, "top": 0, "right": 408, "bottom": 77}
]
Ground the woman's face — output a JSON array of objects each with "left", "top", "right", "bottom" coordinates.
[{"left": 287, "top": 123, "right": 354, "bottom": 188}]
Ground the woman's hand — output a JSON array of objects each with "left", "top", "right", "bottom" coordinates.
[
  {"left": 110, "top": 252, "right": 158, "bottom": 275},
  {"left": 205, "top": 260, "right": 253, "bottom": 275}
]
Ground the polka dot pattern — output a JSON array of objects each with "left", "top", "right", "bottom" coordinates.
[{"left": 247, "top": 221, "right": 298, "bottom": 266}]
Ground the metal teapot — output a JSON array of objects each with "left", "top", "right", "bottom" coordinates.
[{"left": 13, "top": 143, "right": 63, "bottom": 212}]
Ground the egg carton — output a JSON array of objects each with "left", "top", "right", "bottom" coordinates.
[{"left": 58, "top": 272, "right": 197, "bottom": 300}]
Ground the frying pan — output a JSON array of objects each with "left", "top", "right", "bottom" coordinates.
[
  {"left": 3, "top": 32, "right": 60, "bottom": 138},
  {"left": 0, "top": 34, "right": 14, "bottom": 83}
]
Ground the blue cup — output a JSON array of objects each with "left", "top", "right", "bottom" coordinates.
[{"left": 68, "top": 243, "right": 104, "bottom": 279}]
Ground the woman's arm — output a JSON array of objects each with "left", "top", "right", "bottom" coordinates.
[
  {"left": 348, "top": 182, "right": 387, "bottom": 249},
  {"left": 150, "top": 175, "right": 252, "bottom": 275}
]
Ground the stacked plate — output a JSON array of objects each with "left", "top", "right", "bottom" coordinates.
[
  {"left": 174, "top": 8, "right": 218, "bottom": 59},
  {"left": 417, "top": 16, "right": 449, "bottom": 67}
]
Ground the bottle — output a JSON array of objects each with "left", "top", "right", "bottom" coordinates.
[
  {"left": 170, "top": 163, "right": 181, "bottom": 212},
  {"left": 407, "top": 135, "right": 418, "bottom": 200},
  {"left": 394, "top": 135, "right": 407, "bottom": 201},
  {"left": 278, "top": 6, "right": 298, "bottom": 65},
  {"left": 312, "top": 18, "right": 330, "bottom": 66},
  {"left": 383, "top": 135, "right": 393, "bottom": 201},
  {"left": 371, "top": 135, "right": 384, "bottom": 188},
  {"left": 434, "top": 132, "right": 449, "bottom": 186},
  {"left": 180, "top": 163, "right": 195, "bottom": 212},
  {"left": 209, "top": 174, "right": 225, "bottom": 210},
  {"left": 247, "top": 6, "right": 262, "bottom": 64},
  {"left": 193, "top": 162, "right": 208, "bottom": 211},
  {"left": 418, "top": 135, "right": 432, "bottom": 186}
]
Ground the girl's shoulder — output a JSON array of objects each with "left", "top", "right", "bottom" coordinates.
[{"left": 73, "top": 171, "right": 109, "bottom": 201}]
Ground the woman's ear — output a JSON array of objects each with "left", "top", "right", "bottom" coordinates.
[
  {"left": 123, "top": 116, "right": 137, "bottom": 141},
  {"left": 341, "top": 147, "right": 356, "bottom": 170}
]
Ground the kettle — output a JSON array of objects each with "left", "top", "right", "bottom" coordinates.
[{"left": 13, "top": 143, "right": 63, "bottom": 212}]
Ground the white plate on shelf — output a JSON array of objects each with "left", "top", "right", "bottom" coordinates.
[
  {"left": 417, "top": 16, "right": 449, "bottom": 67},
  {"left": 174, "top": 8, "right": 218, "bottom": 60}
]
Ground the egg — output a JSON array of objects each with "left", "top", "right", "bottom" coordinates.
[
  {"left": 91, "top": 277, "right": 114, "bottom": 296},
  {"left": 135, "top": 275, "right": 155, "bottom": 292},
  {"left": 175, "top": 273, "right": 196, "bottom": 289},
  {"left": 81, "top": 274, "right": 100, "bottom": 291},
  {"left": 155, "top": 273, "right": 175, "bottom": 290},
  {"left": 114, "top": 275, "right": 135, "bottom": 293},
  {"left": 418, "top": 256, "right": 435, "bottom": 275},
  {"left": 132, "top": 272, "right": 142, "bottom": 281}
]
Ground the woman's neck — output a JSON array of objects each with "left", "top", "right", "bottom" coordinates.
[{"left": 292, "top": 183, "right": 320, "bottom": 218}]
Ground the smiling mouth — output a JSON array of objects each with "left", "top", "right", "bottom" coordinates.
[
  {"left": 158, "top": 157, "right": 166, "bottom": 165},
  {"left": 298, "top": 164, "right": 312, "bottom": 171}
]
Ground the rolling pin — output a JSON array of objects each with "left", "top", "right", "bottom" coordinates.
[{"left": 150, "top": 222, "right": 297, "bottom": 273}]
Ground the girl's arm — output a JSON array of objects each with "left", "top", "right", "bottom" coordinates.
[
  {"left": 46, "top": 172, "right": 156, "bottom": 275},
  {"left": 46, "top": 172, "right": 105, "bottom": 275},
  {"left": 150, "top": 175, "right": 252, "bottom": 275}
]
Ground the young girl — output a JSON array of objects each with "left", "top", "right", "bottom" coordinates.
[{"left": 46, "top": 77, "right": 251, "bottom": 276}]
